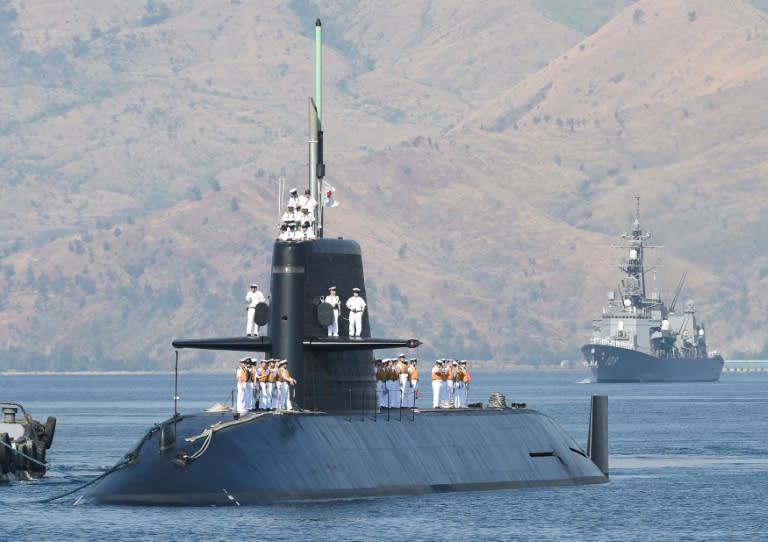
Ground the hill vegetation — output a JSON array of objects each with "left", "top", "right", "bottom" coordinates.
[{"left": 1, "top": 0, "right": 767, "bottom": 371}]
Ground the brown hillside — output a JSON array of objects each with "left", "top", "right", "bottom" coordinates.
[{"left": 0, "top": 0, "right": 766, "bottom": 370}]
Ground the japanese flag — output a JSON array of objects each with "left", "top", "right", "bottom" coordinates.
[{"left": 322, "top": 180, "right": 339, "bottom": 208}]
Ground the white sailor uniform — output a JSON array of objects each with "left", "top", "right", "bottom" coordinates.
[
  {"left": 325, "top": 292, "right": 340, "bottom": 336},
  {"left": 345, "top": 292, "right": 366, "bottom": 337},
  {"left": 246, "top": 286, "right": 265, "bottom": 336}
]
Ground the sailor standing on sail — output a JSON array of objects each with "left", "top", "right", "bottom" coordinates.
[
  {"left": 298, "top": 188, "right": 317, "bottom": 215},
  {"left": 325, "top": 286, "right": 340, "bottom": 336},
  {"left": 345, "top": 288, "right": 366, "bottom": 337},
  {"left": 287, "top": 188, "right": 300, "bottom": 210},
  {"left": 245, "top": 283, "right": 265, "bottom": 336}
]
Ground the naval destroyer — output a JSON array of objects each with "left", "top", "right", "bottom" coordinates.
[
  {"left": 78, "top": 21, "right": 608, "bottom": 505},
  {"left": 582, "top": 198, "right": 724, "bottom": 382}
]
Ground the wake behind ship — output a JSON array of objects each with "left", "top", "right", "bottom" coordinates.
[
  {"left": 77, "top": 20, "right": 608, "bottom": 506},
  {"left": 582, "top": 198, "right": 724, "bottom": 383}
]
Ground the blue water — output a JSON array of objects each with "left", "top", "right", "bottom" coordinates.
[{"left": 2, "top": 371, "right": 766, "bottom": 541}]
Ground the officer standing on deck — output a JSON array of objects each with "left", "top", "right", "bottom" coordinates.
[{"left": 345, "top": 287, "right": 366, "bottom": 337}]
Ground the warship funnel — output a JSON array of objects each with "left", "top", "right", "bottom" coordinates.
[{"left": 78, "top": 20, "right": 608, "bottom": 505}]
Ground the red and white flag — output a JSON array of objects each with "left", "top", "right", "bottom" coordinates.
[{"left": 322, "top": 180, "right": 339, "bottom": 208}]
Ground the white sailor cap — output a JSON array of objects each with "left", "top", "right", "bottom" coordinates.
[
  {"left": 352, "top": 287, "right": 361, "bottom": 292},
  {"left": 250, "top": 283, "right": 257, "bottom": 288},
  {"left": 398, "top": 353, "right": 406, "bottom": 358},
  {"left": 452, "top": 360, "right": 458, "bottom": 365},
  {"left": 410, "top": 358, "right": 417, "bottom": 363},
  {"left": 278, "top": 360, "right": 287, "bottom": 365},
  {"left": 290, "top": 187, "right": 298, "bottom": 194},
  {"left": 239, "top": 357, "right": 249, "bottom": 362},
  {"left": 435, "top": 359, "right": 443, "bottom": 364},
  {"left": 459, "top": 360, "right": 467, "bottom": 364},
  {"left": 329, "top": 286, "right": 336, "bottom": 291}
]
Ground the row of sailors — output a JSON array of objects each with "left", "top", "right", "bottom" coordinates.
[
  {"left": 281, "top": 204, "right": 316, "bottom": 228},
  {"left": 235, "top": 358, "right": 297, "bottom": 414},
  {"left": 279, "top": 221, "right": 316, "bottom": 241},
  {"left": 375, "top": 355, "right": 419, "bottom": 409},
  {"left": 374, "top": 355, "right": 472, "bottom": 409},
  {"left": 431, "top": 359, "right": 472, "bottom": 408}
]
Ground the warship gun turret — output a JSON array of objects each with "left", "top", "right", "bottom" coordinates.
[
  {"left": 582, "top": 198, "right": 724, "bottom": 382},
  {"left": 78, "top": 21, "right": 608, "bottom": 505}
]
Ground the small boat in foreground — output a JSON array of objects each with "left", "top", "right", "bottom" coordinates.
[
  {"left": 0, "top": 402, "right": 56, "bottom": 482},
  {"left": 582, "top": 198, "right": 724, "bottom": 382}
]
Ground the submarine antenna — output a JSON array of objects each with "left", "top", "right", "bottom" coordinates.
[
  {"left": 173, "top": 350, "right": 180, "bottom": 418},
  {"left": 309, "top": 18, "right": 325, "bottom": 238}
]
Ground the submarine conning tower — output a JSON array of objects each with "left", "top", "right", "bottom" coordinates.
[
  {"left": 271, "top": 236, "right": 377, "bottom": 413},
  {"left": 172, "top": 18, "right": 418, "bottom": 414}
]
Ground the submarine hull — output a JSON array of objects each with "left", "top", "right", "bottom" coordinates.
[
  {"left": 583, "top": 344, "right": 724, "bottom": 383},
  {"left": 80, "top": 408, "right": 607, "bottom": 505}
]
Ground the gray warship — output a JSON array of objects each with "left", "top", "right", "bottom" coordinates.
[
  {"left": 582, "top": 198, "right": 724, "bottom": 383},
  {"left": 78, "top": 21, "right": 608, "bottom": 505}
]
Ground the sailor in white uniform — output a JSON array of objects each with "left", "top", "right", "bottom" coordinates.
[
  {"left": 287, "top": 188, "right": 300, "bottom": 210},
  {"left": 255, "top": 360, "right": 267, "bottom": 410},
  {"left": 325, "top": 286, "right": 340, "bottom": 336},
  {"left": 345, "top": 288, "right": 366, "bottom": 337},
  {"left": 244, "top": 360, "right": 255, "bottom": 411},
  {"left": 404, "top": 358, "right": 419, "bottom": 407},
  {"left": 299, "top": 207, "right": 316, "bottom": 235},
  {"left": 386, "top": 359, "right": 401, "bottom": 408},
  {"left": 299, "top": 222, "right": 316, "bottom": 240},
  {"left": 397, "top": 353, "right": 409, "bottom": 405},
  {"left": 264, "top": 359, "right": 277, "bottom": 410},
  {"left": 287, "top": 222, "right": 302, "bottom": 241},
  {"left": 298, "top": 189, "right": 317, "bottom": 214},
  {"left": 281, "top": 204, "right": 298, "bottom": 226},
  {"left": 235, "top": 358, "right": 248, "bottom": 414},
  {"left": 431, "top": 360, "right": 443, "bottom": 408},
  {"left": 245, "top": 283, "right": 265, "bottom": 336}
]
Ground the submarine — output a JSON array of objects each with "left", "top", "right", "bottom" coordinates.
[{"left": 78, "top": 20, "right": 608, "bottom": 505}]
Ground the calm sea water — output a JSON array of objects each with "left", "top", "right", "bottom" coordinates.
[{"left": 2, "top": 370, "right": 766, "bottom": 542}]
